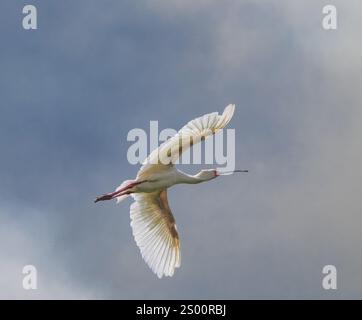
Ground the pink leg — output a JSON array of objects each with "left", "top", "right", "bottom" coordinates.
[{"left": 94, "top": 180, "right": 145, "bottom": 203}]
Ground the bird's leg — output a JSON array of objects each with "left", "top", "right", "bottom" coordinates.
[
  {"left": 94, "top": 190, "right": 131, "bottom": 203},
  {"left": 94, "top": 180, "right": 145, "bottom": 203},
  {"left": 94, "top": 193, "right": 114, "bottom": 202}
]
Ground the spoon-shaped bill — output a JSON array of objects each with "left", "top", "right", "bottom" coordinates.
[{"left": 217, "top": 169, "right": 248, "bottom": 175}]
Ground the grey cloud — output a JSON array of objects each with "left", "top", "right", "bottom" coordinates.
[{"left": 0, "top": 0, "right": 361, "bottom": 299}]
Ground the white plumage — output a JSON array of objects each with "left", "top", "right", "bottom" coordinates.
[
  {"left": 95, "top": 104, "right": 247, "bottom": 278},
  {"left": 130, "top": 191, "right": 180, "bottom": 278}
]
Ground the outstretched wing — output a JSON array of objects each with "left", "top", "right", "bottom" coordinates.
[
  {"left": 130, "top": 189, "right": 181, "bottom": 278},
  {"left": 137, "top": 104, "right": 235, "bottom": 180}
]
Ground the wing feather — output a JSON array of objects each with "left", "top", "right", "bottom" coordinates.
[
  {"left": 137, "top": 104, "right": 235, "bottom": 180},
  {"left": 130, "top": 190, "right": 181, "bottom": 278}
]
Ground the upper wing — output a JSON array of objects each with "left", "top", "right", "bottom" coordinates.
[
  {"left": 130, "top": 189, "right": 181, "bottom": 278},
  {"left": 137, "top": 104, "right": 235, "bottom": 180}
]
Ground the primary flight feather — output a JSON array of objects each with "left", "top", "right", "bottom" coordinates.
[{"left": 95, "top": 104, "right": 247, "bottom": 278}]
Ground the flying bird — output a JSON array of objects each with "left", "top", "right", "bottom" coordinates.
[{"left": 95, "top": 104, "right": 247, "bottom": 278}]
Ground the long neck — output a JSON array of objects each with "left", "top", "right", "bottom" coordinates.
[{"left": 176, "top": 170, "right": 205, "bottom": 184}]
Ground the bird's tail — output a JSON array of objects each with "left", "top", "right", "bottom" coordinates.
[{"left": 114, "top": 180, "right": 134, "bottom": 203}]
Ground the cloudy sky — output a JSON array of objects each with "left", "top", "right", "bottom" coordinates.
[{"left": 0, "top": 1, "right": 361, "bottom": 299}]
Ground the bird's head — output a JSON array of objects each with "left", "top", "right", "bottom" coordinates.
[{"left": 196, "top": 169, "right": 248, "bottom": 181}]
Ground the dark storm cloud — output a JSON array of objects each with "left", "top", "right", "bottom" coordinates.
[{"left": 0, "top": 0, "right": 361, "bottom": 298}]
